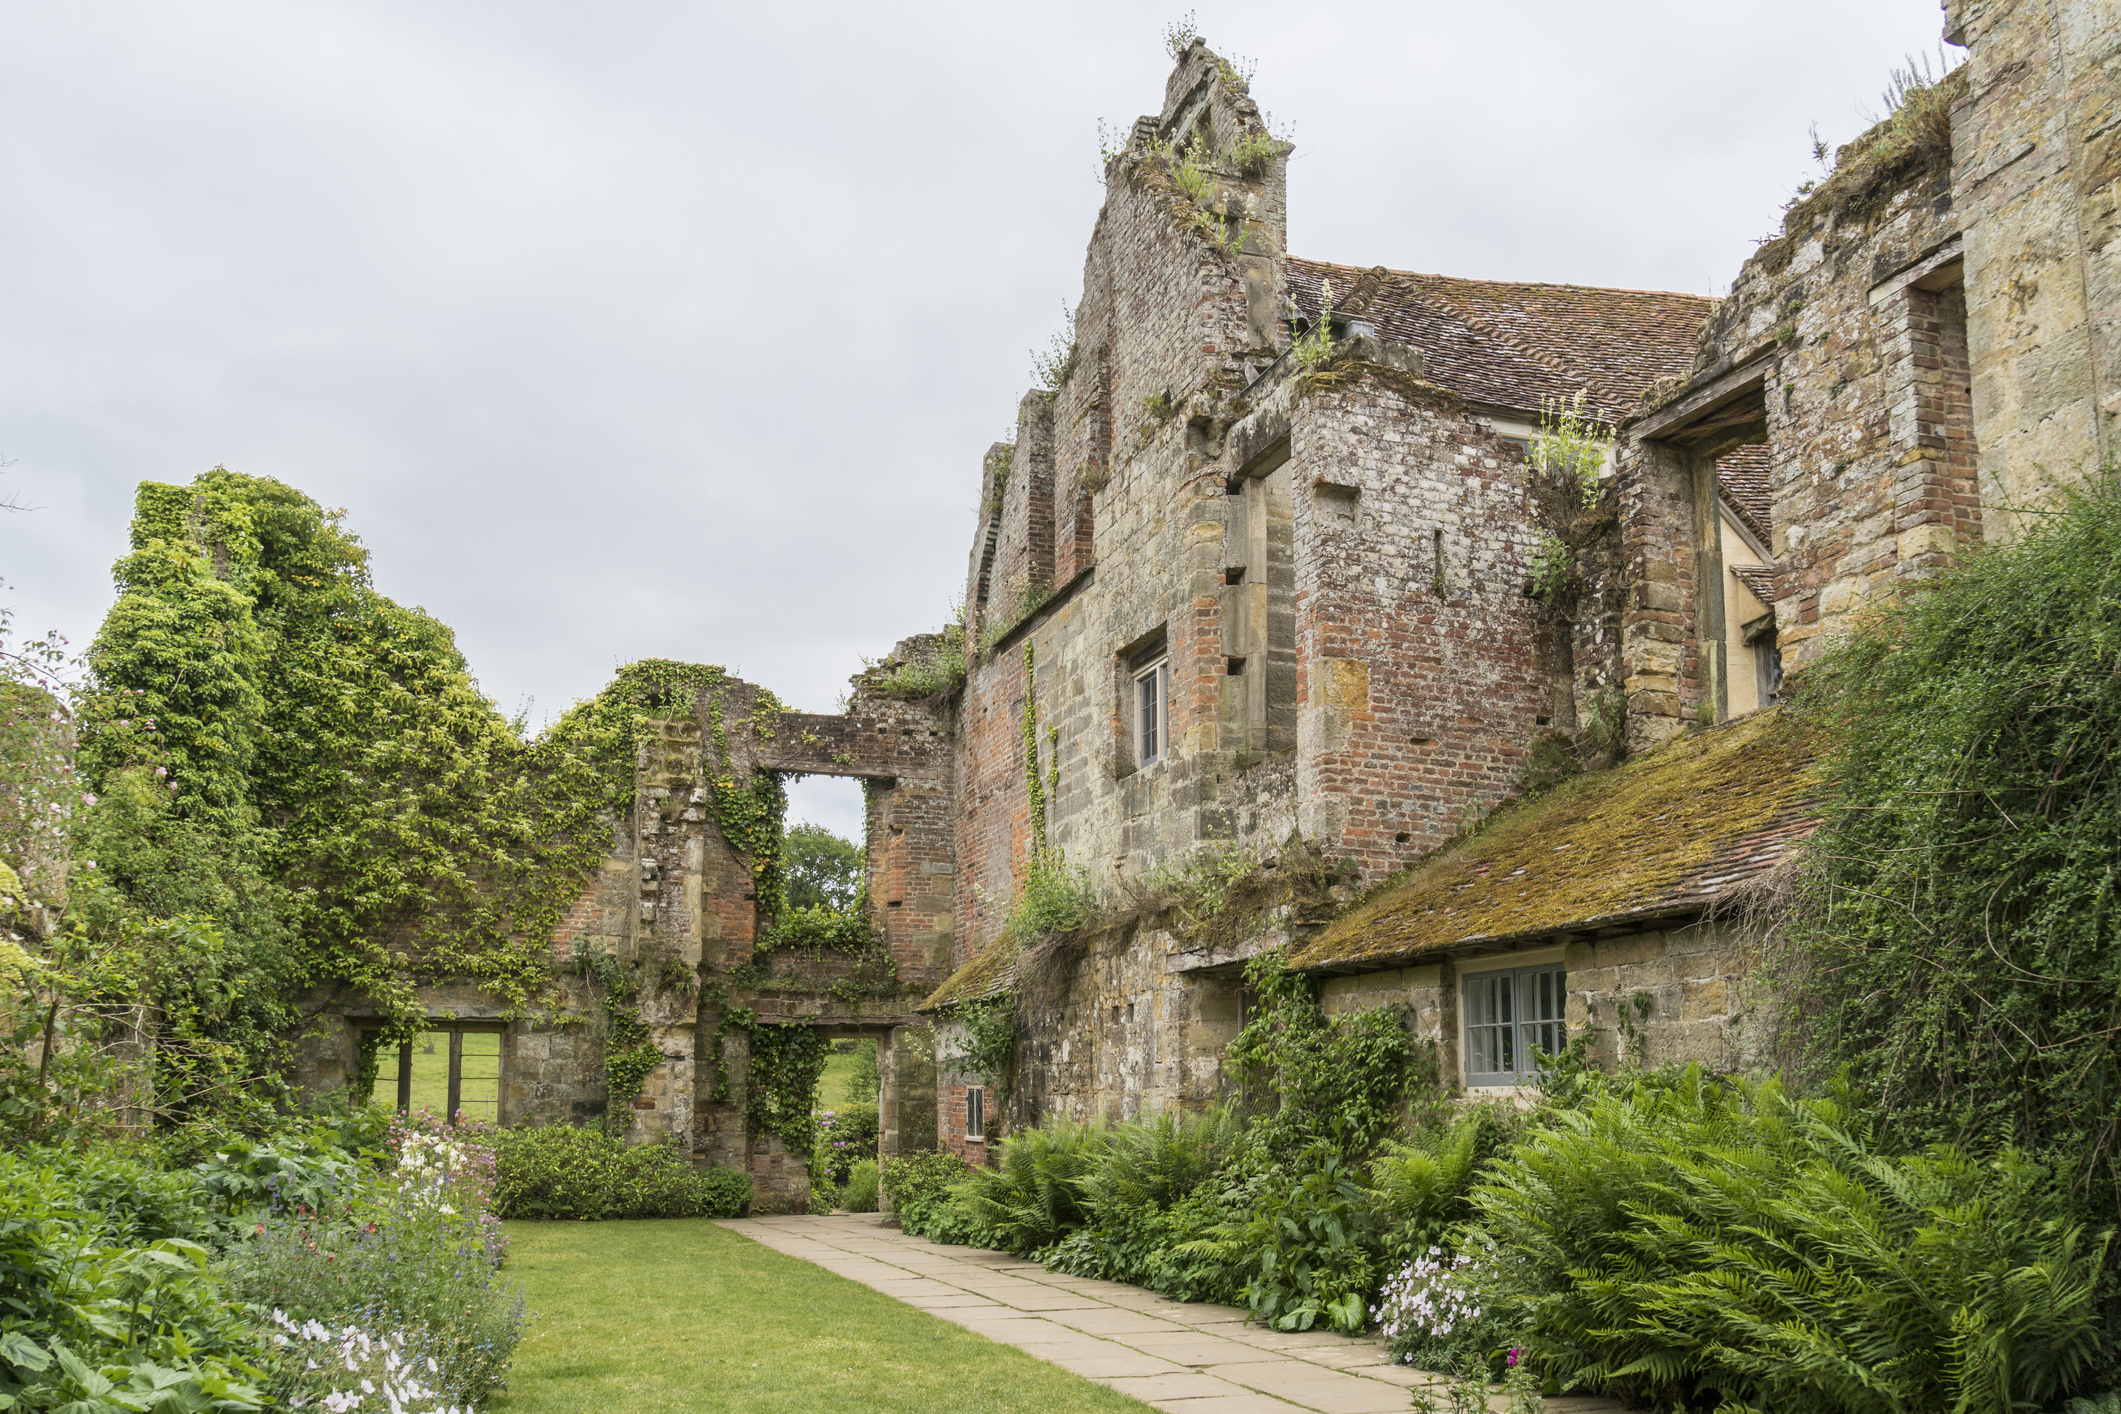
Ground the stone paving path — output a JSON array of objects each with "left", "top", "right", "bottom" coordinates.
[{"left": 719, "top": 1214, "right": 1622, "bottom": 1414}]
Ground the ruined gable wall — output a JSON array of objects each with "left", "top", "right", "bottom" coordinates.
[
  {"left": 951, "top": 50, "right": 1289, "bottom": 961},
  {"left": 1287, "top": 372, "right": 1548, "bottom": 876},
  {"left": 1698, "top": 155, "right": 1964, "bottom": 673}
]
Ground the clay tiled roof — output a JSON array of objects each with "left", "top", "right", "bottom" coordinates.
[
  {"left": 1717, "top": 442, "right": 1774, "bottom": 541},
  {"left": 1731, "top": 564, "right": 1778, "bottom": 607},
  {"left": 1287, "top": 258, "right": 1712, "bottom": 422},
  {"left": 1287, "top": 710, "right": 1818, "bottom": 974}
]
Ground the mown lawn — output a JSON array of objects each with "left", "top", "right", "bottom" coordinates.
[
  {"left": 817, "top": 1045, "right": 875, "bottom": 1109},
  {"left": 493, "top": 1220, "right": 1152, "bottom": 1414}
]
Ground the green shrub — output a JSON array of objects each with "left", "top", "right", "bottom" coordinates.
[
  {"left": 0, "top": 1148, "right": 267, "bottom": 1411},
  {"left": 1006, "top": 850, "right": 1094, "bottom": 941},
  {"left": 1470, "top": 1066, "right": 2111, "bottom": 1412},
  {"left": 1787, "top": 464, "right": 2121, "bottom": 1208},
  {"left": 878, "top": 1149, "right": 975, "bottom": 1238},
  {"left": 1369, "top": 1103, "right": 1517, "bottom": 1264},
  {"left": 1042, "top": 1105, "right": 1248, "bottom": 1295},
  {"left": 815, "top": 1102, "right": 880, "bottom": 1186},
  {"left": 492, "top": 1124, "right": 750, "bottom": 1220},
  {"left": 1229, "top": 1145, "right": 1379, "bottom": 1333},
  {"left": 223, "top": 1123, "right": 522, "bottom": 1407},
  {"left": 843, "top": 1038, "right": 880, "bottom": 1104},
  {"left": 1045, "top": 1182, "right": 1246, "bottom": 1303},
  {"left": 841, "top": 1159, "right": 880, "bottom": 1213},
  {"left": 1228, "top": 949, "right": 1429, "bottom": 1164},
  {"left": 1075, "top": 1104, "right": 1242, "bottom": 1220}
]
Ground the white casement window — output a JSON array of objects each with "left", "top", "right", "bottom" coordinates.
[
  {"left": 1135, "top": 659, "right": 1169, "bottom": 766},
  {"left": 1463, "top": 965, "right": 1567, "bottom": 1087},
  {"left": 965, "top": 1086, "right": 985, "bottom": 1142}
]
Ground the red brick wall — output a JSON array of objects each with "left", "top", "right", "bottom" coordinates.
[{"left": 1290, "top": 382, "right": 1548, "bottom": 877}]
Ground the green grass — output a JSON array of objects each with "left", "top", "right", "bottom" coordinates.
[
  {"left": 817, "top": 1047, "right": 874, "bottom": 1110},
  {"left": 494, "top": 1220, "right": 1149, "bottom": 1413},
  {"left": 374, "top": 1030, "right": 501, "bottom": 1121}
]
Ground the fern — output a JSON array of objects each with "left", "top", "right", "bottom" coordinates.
[{"left": 1468, "top": 1068, "right": 2112, "bottom": 1412}]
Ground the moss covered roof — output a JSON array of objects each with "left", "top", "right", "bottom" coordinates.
[
  {"left": 920, "top": 929, "right": 1019, "bottom": 1012},
  {"left": 1289, "top": 711, "right": 1818, "bottom": 974}
]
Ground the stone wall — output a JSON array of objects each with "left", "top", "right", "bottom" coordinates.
[
  {"left": 1562, "top": 921, "right": 1768, "bottom": 1073},
  {"left": 1310, "top": 920, "right": 1765, "bottom": 1094},
  {"left": 1947, "top": 0, "right": 2119, "bottom": 522}
]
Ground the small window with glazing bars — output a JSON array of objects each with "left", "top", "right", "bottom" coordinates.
[
  {"left": 965, "top": 1086, "right": 985, "bottom": 1142},
  {"left": 1134, "top": 659, "right": 1168, "bottom": 766},
  {"left": 1463, "top": 966, "right": 1566, "bottom": 1086}
]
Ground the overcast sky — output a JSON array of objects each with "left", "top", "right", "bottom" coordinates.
[{"left": 0, "top": 0, "right": 1952, "bottom": 840}]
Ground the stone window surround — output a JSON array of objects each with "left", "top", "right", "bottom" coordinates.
[
  {"left": 965, "top": 1084, "right": 985, "bottom": 1142},
  {"left": 363, "top": 1020, "right": 508, "bottom": 1122},
  {"left": 1122, "top": 630, "right": 1171, "bottom": 771},
  {"left": 1458, "top": 946, "right": 1566, "bottom": 1089}
]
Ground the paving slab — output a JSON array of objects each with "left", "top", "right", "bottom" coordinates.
[
  {"left": 716, "top": 1213, "right": 1624, "bottom": 1414},
  {"left": 1102, "top": 1372, "right": 1261, "bottom": 1402},
  {"left": 1122, "top": 1333, "right": 1295, "bottom": 1367},
  {"left": 1141, "top": 1395, "right": 1308, "bottom": 1413}
]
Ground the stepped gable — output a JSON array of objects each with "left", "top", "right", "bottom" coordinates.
[{"left": 1287, "top": 711, "right": 1819, "bottom": 975}]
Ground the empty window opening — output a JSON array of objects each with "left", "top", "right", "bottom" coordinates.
[
  {"left": 1432, "top": 529, "right": 1448, "bottom": 595},
  {"left": 786, "top": 774, "right": 868, "bottom": 846},
  {"left": 1227, "top": 656, "right": 1247, "bottom": 676},
  {"left": 1463, "top": 966, "right": 1567, "bottom": 1086},
  {"left": 1224, "top": 566, "right": 1246, "bottom": 585},
  {"left": 1751, "top": 623, "right": 1784, "bottom": 708},
  {"left": 782, "top": 775, "right": 870, "bottom": 920},
  {"left": 965, "top": 1086, "right": 985, "bottom": 1142},
  {"left": 371, "top": 1025, "right": 502, "bottom": 1123}
]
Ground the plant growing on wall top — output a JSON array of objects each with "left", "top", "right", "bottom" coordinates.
[
  {"left": 1293, "top": 280, "right": 1336, "bottom": 371},
  {"left": 1031, "top": 301, "right": 1078, "bottom": 400},
  {"left": 1162, "top": 10, "right": 1199, "bottom": 59},
  {"left": 866, "top": 604, "right": 968, "bottom": 700}
]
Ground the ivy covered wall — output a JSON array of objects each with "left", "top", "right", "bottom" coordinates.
[{"left": 71, "top": 470, "right": 959, "bottom": 1208}]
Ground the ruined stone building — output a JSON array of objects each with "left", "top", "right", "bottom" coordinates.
[{"left": 296, "top": 0, "right": 2115, "bottom": 1207}]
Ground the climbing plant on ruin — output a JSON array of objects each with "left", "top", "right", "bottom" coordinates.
[
  {"left": 745, "top": 1021, "right": 829, "bottom": 1156},
  {"left": 957, "top": 992, "right": 1019, "bottom": 1127},
  {"left": 1783, "top": 463, "right": 2121, "bottom": 1210},
  {"left": 574, "top": 939, "right": 664, "bottom": 1134},
  {"left": 70, "top": 469, "right": 737, "bottom": 1098}
]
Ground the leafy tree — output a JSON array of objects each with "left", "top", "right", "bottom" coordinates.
[{"left": 782, "top": 822, "right": 862, "bottom": 912}]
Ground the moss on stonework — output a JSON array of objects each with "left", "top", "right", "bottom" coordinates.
[
  {"left": 1289, "top": 710, "right": 1819, "bottom": 973},
  {"left": 1752, "top": 66, "right": 1967, "bottom": 278},
  {"left": 1293, "top": 357, "right": 1464, "bottom": 413},
  {"left": 921, "top": 928, "right": 1019, "bottom": 1011}
]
